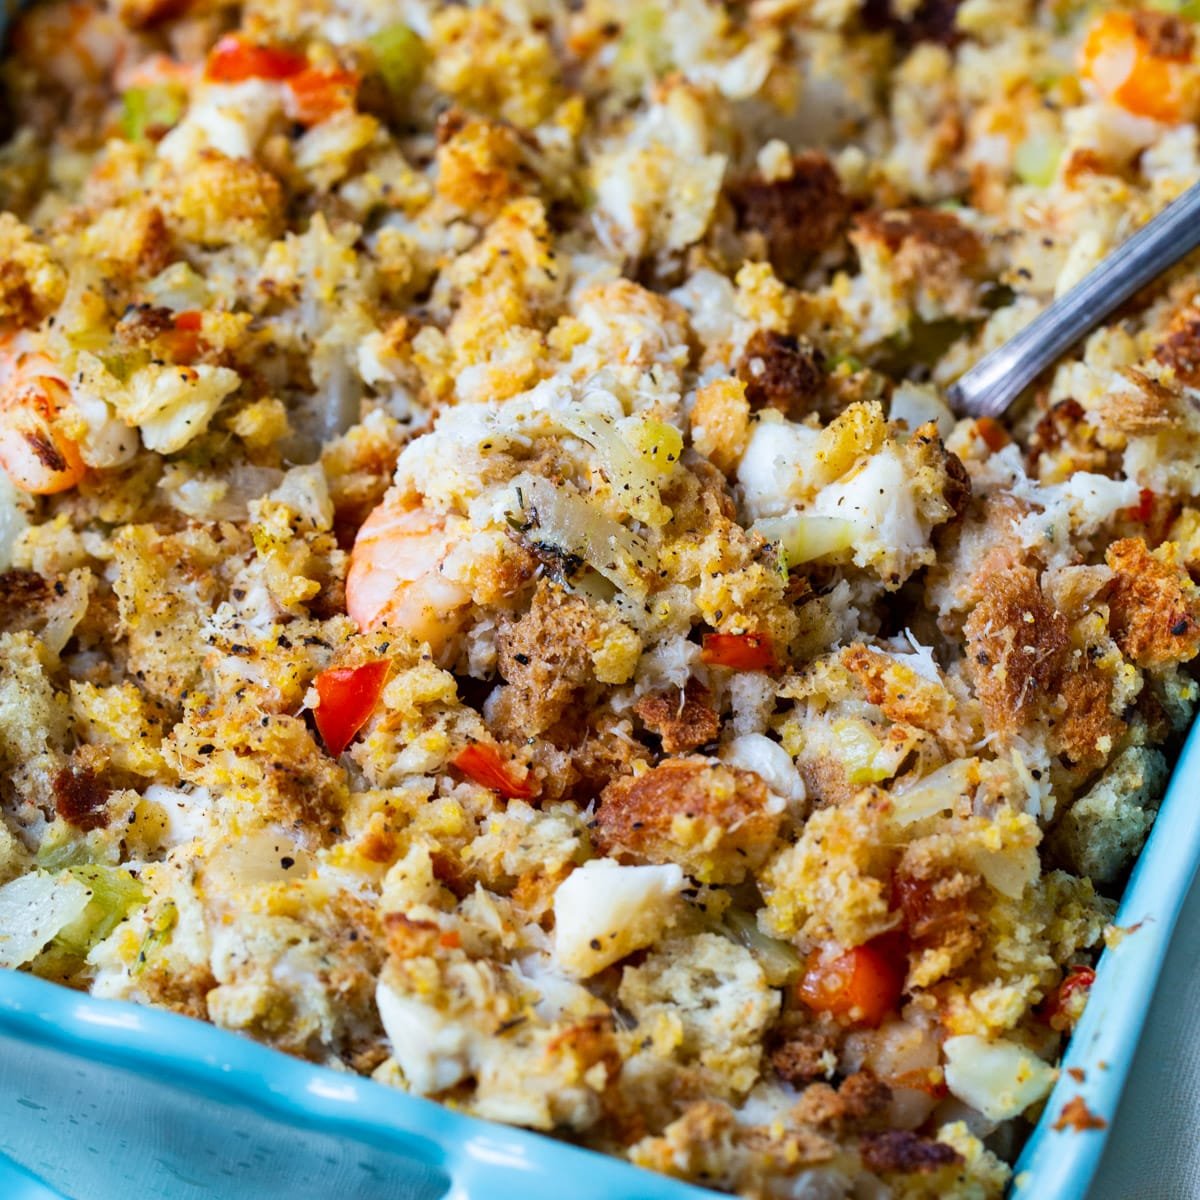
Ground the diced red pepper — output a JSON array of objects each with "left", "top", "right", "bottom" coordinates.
[
  {"left": 206, "top": 35, "right": 307, "bottom": 84},
  {"left": 313, "top": 659, "right": 390, "bottom": 757},
  {"left": 451, "top": 743, "right": 536, "bottom": 800},
  {"left": 1128, "top": 487, "right": 1155, "bottom": 523},
  {"left": 284, "top": 66, "right": 360, "bottom": 125},
  {"left": 1059, "top": 964, "right": 1096, "bottom": 1001},
  {"left": 1039, "top": 964, "right": 1096, "bottom": 1025},
  {"left": 162, "top": 310, "right": 205, "bottom": 362},
  {"left": 796, "top": 934, "right": 907, "bottom": 1027},
  {"left": 1051, "top": 964, "right": 1096, "bottom": 1018},
  {"left": 975, "top": 417, "right": 1009, "bottom": 453},
  {"left": 700, "top": 631, "right": 778, "bottom": 672}
]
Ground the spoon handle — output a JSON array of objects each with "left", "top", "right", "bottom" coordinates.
[{"left": 948, "top": 178, "right": 1200, "bottom": 419}]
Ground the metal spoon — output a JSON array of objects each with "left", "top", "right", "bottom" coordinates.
[{"left": 948, "top": 178, "right": 1200, "bottom": 419}]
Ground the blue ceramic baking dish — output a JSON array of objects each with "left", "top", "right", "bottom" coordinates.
[{"left": 0, "top": 716, "right": 1197, "bottom": 1199}]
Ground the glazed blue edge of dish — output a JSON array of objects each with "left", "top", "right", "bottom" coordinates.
[
  {"left": 0, "top": 715, "right": 1197, "bottom": 1200},
  {"left": 1010, "top": 715, "right": 1200, "bottom": 1199},
  {"left": 0, "top": 962, "right": 715, "bottom": 1200}
]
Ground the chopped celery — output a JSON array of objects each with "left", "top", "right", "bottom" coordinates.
[
  {"left": 53, "top": 865, "right": 147, "bottom": 957},
  {"left": 121, "top": 86, "right": 185, "bottom": 143},
  {"left": 829, "top": 351, "right": 866, "bottom": 373},
  {"left": 132, "top": 900, "right": 178, "bottom": 976},
  {"left": 367, "top": 24, "right": 427, "bottom": 99},
  {"left": 723, "top": 909, "right": 802, "bottom": 987},
  {"left": 144, "top": 262, "right": 211, "bottom": 312},
  {"left": 831, "top": 719, "right": 890, "bottom": 785},
  {"left": 614, "top": 6, "right": 672, "bottom": 89},
  {"left": 35, "top": 824, "right": 91, "bottom": 872},
  {"left": 97, "top": 347, "right": 151, "bottom": 384},
  {"left": 1014, "top": 130, "right": 1064, "bottom": 188},
  {"left": 752, "top": 514, "right": 858, "bottom": 568}
]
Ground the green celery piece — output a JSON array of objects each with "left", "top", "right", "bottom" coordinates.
[
  {"left": 53, "top": 865, "right": 147, "bottom": 957},
  {"left": 367, "top": 24, "right": 427, "bottom": 99},
  {"left": 121, "top": 86, "right": 184, "bottom": 143},
  {"left": 132, "top": 900, "right": 178, "bottom": 976}
]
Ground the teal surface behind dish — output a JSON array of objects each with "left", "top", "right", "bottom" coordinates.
[{"left": 1, "top": 708, "right": 1197, "bottom": 1200}]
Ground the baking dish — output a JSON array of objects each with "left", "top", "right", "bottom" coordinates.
[{"left": 0, "top": 714, "right": 1196, "bottom": 1200}]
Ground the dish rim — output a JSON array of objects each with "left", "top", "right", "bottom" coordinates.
[
  {"left": 0, "top": 3, "right": 1198, "bottom": 1189},
  {"left": 1010, "top": 715, "right": 1200, "bottom": 1198}
]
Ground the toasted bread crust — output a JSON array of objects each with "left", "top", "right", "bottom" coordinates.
[
  {"left": 594, "top": 757, "right": 780, "bottom": 883},
  {"left": 729, "top": 152, "right": 851, "bottom": 282},
  {"left": 633, "top": 678, "right": 720, "bottom": 754},
  {"left": 963, "top": 566, "right": 1069, "bottom": 735},
  {"left": 1106, "top": 537, "right": 1200, "bottom": 669}
]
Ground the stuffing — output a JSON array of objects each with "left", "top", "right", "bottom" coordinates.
[
  {"left": 727, "top": 152, "right": 852, "bottom": 283},
  {"left": 633, "top": 678, "right": 721, "bottom": 754},
  {"left": 962, "top": 565, "right": 1068, "bottom": 738},
  {"left": 164, "top": 152, "right": 286, "bottom": 248},
  {"left": 553, "top": 859, "right": 685, "bottom": 978},
  {"left": 1047, "top": 747, "right": 1169, "bottom": 884},
  {"left": 435, "top": 112, "right": 533, "bottom": 221},
  {"left": 735, "top": 329, "right": 828, "bottom": 420},
  {"left": 488, "top": 581, "right": 609, "bottom": 739},
  {"left": 761, "top": 793, "right": 895, "bottom": 949},
  {"left": 0, "top": 2, "right": 1193, "bottom": 1196},
  {"left": 690, "top": 377, "right": 750, "bottom": 475},
  {"left": 1105, "top": 537, "right": 1200, "bottom": 670},
  {"left": 0, "top": 214, "right": 65, "bottom": 325},
  {"left": 618, "top": 933, "right": 780, "bottom": 1096},
  {"left": 851, "top": 208, "right": 988, "bottom": 335},
  {"left": 593, "top": 758, "right": 784, "bottom": 885}
]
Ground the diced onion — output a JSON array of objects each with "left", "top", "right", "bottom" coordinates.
[
  {"left": 557, "top": 409, "right": 671, "bottom": 528},
  {"left": 0, "top": 871, "right": 92, "bottom": 968},
  {"left": 627, "top": 417, "right": 684, "bottom": 478},
  {"left": 509, "top": 472, "right": 655, "bottom": 597},
  {"left": 0, "top": 471, "right": 28, "bottom": 572},
  {"left": 889, "top": 759, "right": 980, "bottom": 826},
  {"left": 943, "top": 1035, "right": 1057, "bottom": 1121},
  {"left": 142, "top": 263, "right": 212, "bottom": 313},
  {"left": 831, "top": 719, "right": 890, "bottom": 785}
]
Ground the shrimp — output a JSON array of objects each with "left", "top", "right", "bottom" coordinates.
[
  {"left": 345, "top": 499, "right": 473, "bottom": 654},
  {"left": 1080, "top": 11, "right": 1197, "bottom": 125},
  {"left": 0, "top": 342, "right": 85, "bottom": 496}
]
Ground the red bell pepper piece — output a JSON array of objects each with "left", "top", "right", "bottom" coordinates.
[
  {"left": 451, "top": 743, "right": 536, "bottom": 800},
  {"left": 207, "top": 35, "right": 307, "bottom": 84},
  {"left": 700, "top": 631, "right": 778, "bottom": 672},
  {"left": 313, "top": 659, "right": 390, "bottom": 757}
]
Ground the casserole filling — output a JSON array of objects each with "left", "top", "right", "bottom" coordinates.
[{"left": 0, "top": 1, "right": 1198, "bottom": 1195}]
